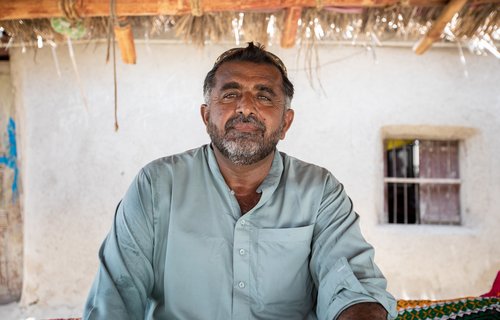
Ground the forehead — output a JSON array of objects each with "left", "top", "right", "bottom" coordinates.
[{"left": 213, "top": 61, "right": 284, "bottom": 90}]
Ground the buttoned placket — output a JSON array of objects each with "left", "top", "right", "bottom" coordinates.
[
  {"left": 229, "top": 188, "right": 252, "bottom": 319},
  {"left": 206, "top": 146, "right": 283, "bottom": 319}
]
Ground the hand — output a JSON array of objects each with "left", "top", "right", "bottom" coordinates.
[{"left": 337, "top": 302, "right": 387, "bottom": 320}]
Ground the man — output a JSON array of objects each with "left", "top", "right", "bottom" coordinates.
[{"left": 84, "top": 42, "right": 397, "bottom": 320}]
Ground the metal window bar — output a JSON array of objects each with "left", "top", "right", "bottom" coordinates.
[
  {"left": 391, "top": 145, "right": 397, "bottom": 224},
  {"left": 414, "top": 140, "right": 420, "bottom": 224},
  {"left": 404, "top": 144, "right": 408, "bottom": 224},
  {"left": 446, "top": 140, "right": 452, "bottom": 177},
  {"left": 415, "top": 181, "right": 420, "bottom": 224},
  {"left": 435, "top": 140, "right": 440, "bottom": 178}
]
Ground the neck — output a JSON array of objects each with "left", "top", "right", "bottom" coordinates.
[{"left": 212, "top": 144, "right": 274, "bottom": 196}]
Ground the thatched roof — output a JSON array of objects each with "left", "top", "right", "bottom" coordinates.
[
  {"left": 0, "top": 0, "right": 498, "bottom": 59},
  {"left": 1, "top": 1, "right": 496, "bottom": 130}
]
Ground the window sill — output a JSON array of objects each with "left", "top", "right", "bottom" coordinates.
[{"left": 374, "top": 223, "right": 477, "bottom": 236}]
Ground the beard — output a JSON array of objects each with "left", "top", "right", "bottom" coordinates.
[{"left": 207, "top": 113, "right": 285, "bottom": 166}]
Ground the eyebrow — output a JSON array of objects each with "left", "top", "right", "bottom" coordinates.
[
  {"left": 254, "top": 84, "right": 277, "bottom": 97},
  {"left": 219, "top": 82, "right": 277, "bottom": 97},
  {"left": 220, "top": 82, "right": 241, "bottom": 91}
]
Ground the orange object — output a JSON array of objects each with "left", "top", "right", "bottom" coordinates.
[{"left": 114, "top": 19, "right": 136, "bottom": 64}]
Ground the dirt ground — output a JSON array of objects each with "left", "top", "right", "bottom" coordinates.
[{"left": 0, "top": 302, "right": 82, "bottom": 320}]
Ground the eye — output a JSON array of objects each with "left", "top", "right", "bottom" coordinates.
[
  {"left": 257, "top": 94, "right": 274, "bottom": 105},
  {"left": 222, "top": 92, "right": 238, "bottom": 100}
]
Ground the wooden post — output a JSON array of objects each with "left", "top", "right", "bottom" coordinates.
[
  {"left": 114, "top": 17, "right": 136, "bottom": 64},
  {"left": 281, "top": 6, "right": 302, "bottom": 48},
  {"left": 413, "top": 0, "right": 469, "bottom": 55}
]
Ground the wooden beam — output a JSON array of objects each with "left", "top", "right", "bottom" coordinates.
[
  {"left": 2, "top": 0, "right": 498, "bottom": 21},
  {"left": 280, "top": 6, "right": 302, "bottom": 48},
  {"left": 0, "top": 0, "right": 486, "bottom": 21},
  {"left": 413, "top": 0, "right": 469, "bottom": 55}
]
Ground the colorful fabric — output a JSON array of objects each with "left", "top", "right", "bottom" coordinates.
[
  {"left": 482, "top": 271, "right": 500, "bottom": 297},
  {"left": 396, "top": 297, "right": 500, "bottom": 319}
]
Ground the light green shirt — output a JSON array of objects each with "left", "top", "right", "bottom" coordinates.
[{"left": 84, "top": 145, "right": 397, "bottom": 320}]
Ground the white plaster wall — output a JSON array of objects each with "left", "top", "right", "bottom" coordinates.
[{"left": 5, "top": 42, "right": 500, "bottom": 317}]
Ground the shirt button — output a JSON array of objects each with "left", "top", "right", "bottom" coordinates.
[
  {"left": 238, "top": 281, "right": 246, "bottom": 288},
  {"left": 240, "top": 220, "right": 246, "bottom": 226},
  {"left": 239, "top": 249, "right": 246, "bottom": 255}
]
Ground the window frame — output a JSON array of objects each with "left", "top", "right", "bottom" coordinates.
[{"left": 380, "top": 125, "right": 476, "bottom": 226}]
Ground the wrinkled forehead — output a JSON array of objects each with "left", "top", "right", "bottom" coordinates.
[{"left": 213, "top": 61, "right": 284, "bottom": 89}]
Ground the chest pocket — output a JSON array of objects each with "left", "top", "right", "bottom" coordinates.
[{"left": 254, "top": 224, "right": 315, "bottom": 307}]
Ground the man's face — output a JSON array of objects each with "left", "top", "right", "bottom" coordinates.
[{"left": 201, "top": 61, "right": 294, "bottom": 166}]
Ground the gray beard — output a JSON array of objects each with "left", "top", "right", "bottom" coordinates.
[{"left": 207, "top": 114, "right": 284, "bottom": 166}]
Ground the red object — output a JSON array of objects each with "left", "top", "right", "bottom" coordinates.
[{"left": 481, "top": 271, "right": 500, "bottom": 297}]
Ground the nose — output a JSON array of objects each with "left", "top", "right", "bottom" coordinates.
[{"left": 235, "top": 92, "right": 257, "bottom": 116}]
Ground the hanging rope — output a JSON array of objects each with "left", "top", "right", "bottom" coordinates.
[{"left": 107, "top": 0, "right": 119, "bottom": 131}]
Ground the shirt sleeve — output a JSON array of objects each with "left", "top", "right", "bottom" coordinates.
[
  {"left": 310, "top": 174, "right": 398, "bottom": 320},
  {"left": 83, "top": 169, "right": 155, "bottom": 320}
]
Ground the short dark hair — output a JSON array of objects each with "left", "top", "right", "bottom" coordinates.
[{"left": 203, "top": 42, "right": 294, "bottom": 108}]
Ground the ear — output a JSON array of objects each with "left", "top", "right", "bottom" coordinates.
[
  {"left": 279, "top": 109, "right": 294, "bottom": 140},
  {"left": 200, "top": 104, "right": 209, "bottom": 126}
]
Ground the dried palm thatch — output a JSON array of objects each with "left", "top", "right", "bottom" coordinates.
[
  {"left": 0, "top": 17, "right": 109, "bottom": 46},
  {"left": 170, "top": 10, "right": 285, "bottom": 46},
  {"left": 174, "top": 12, "right": 233, "bottom": 46},
  {"left": 240, "top": 11, "right": 285, "bottom": 45},
  {"left": 0, "top": 4, "right": 498, "bottom": 52},
  {"left": 297, "top": 6, "right": 444, "bottom": 44},
  {"left": 452, "top": 3, "right": 498, "bottom": 39}
]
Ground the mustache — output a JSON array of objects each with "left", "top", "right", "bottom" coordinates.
[{"left": 225, "top": 114, "right": 266, "bottom": 131}]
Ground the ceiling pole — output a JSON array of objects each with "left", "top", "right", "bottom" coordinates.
[
  {"left": 4, "top": 0, "right": 489, "bottom": 21},
  {"left": 413, "top": 0, "right": 469, "bottom": 55},
  {"left": 280, "top": 6, "right": 302, "bottom": 48}
]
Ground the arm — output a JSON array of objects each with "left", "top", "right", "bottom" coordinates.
[
  {"left": 338, "top": 302, "right": 388, "bottom": 320},
  {"left": 310, "top": 174, "right": 397, "bottom": 320},
  {"left": 83, "top": 169, "right": 155, "bottom": 320}
]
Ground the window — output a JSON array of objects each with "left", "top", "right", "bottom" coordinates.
[{"left": 384, "top": 139, "right": 461, "bottom": 225}]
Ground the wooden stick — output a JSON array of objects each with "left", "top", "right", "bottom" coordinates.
[
  {"left": 281, "top": 6, "right": 302, "bottom": 48},
  {"left": 413, "top": 0, "right": 469, "bottom": 55},
  {"left": 3, "top": 0, "right": 497, "bottom": 21},
  {"left": 114, "top": 17, "right": 136, "bottom": 64}
]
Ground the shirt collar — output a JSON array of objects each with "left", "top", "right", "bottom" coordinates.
[{"left": 205, "top": 144, "right": 284, "bottom": 203}]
